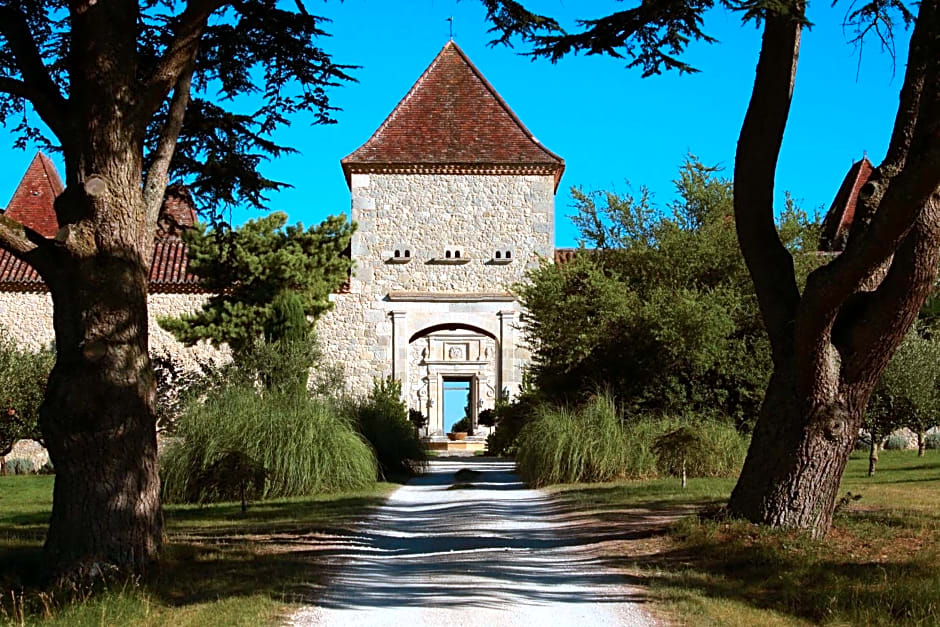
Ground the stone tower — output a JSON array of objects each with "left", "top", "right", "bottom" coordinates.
[{"left": 316, "top": 41, "right": 564, "bottom": 443}]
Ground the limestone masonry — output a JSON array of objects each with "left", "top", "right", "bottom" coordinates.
[{"left": 0, "top": 41, "right": 565, "bottom": 445}]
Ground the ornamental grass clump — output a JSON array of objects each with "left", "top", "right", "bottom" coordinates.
[
  {"left": 161, "top": 385, "right": 377, "bottom": 503},
  {"left": 515, "top": 392, "right": 633, "bottom": 486},
  {"left": 514, "top": 391, "right": 748, "bottom": 487}
]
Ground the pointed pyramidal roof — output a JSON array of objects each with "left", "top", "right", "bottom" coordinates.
[
  {"left": 342, "top": 41, "right": 564, "bottom": 189},
  {"left": 819, "top": 156, "right": 874, "bottom": 252},
  {"left": 3, "top": 152, "right": 64, "bottom": 237}
]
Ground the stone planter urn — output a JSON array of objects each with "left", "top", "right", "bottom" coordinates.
[{"left": 447, "top": 432, "right": 468, "bottom": 441}]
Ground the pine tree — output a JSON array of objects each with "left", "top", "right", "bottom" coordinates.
[{"left": 159, "top": 211, "right": 354, "bottom": 354}]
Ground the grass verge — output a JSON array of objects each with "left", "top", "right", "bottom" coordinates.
[
  {"left": 0, "top": 476, "right": 395, "bottom": 626},
  {"left": 551, "top": 450, "right": 940, "bottom": 626}
]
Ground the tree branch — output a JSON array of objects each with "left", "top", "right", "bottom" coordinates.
[
  {"left": 847, "top": 0, "right": 937, "bottom": 243},
  {"left": 799, "top": 0, "right": 940, "bottom": 320},
  {"left": 136, "top": 0, "right": 227, "bottom": 123},
  {"left": 0, "top": 76, "right": 63, "bottom": 130},
  {"left": 0, "top": 4, "right": 69, "bottom": 141},
  {"left": 144, "top": 61, "right": 196, "bottom": 226},
  {"left": 795, "top": 0, "right": 940, "bottom": 399},
  {"left": 733, "top": 3, "right": 804, "bottom": 365},
  {"left": 0, "top": 216, "right": 56, "bottom": 274},
  {"left": 844, "top": 193, "right": 940, "bottom": 386}
]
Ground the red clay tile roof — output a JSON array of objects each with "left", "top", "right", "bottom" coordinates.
[
  {"left": 0, "top": 238, "right": 203, "bottom": 293},
  {"left": 157, "top": 184, "right": 198, "bottom": 237},
  {"left": 0, "top": 249, "right": 43, "bottom": 288},
  {"left": 819, "top": 157, "right": 874, "bottom": 252},
  {"left": 554, "top": 248, "right": 578, "bottom": 265},
  {"left": 342, "top": 41, "right": 564, "bottom": 189},
  {"left": 149, "top": 238, "right": 202, "bottom": 289},
  {"left": 2, "top": 152, "right": 63, "bottom": 237},
  {"left": 0, "top": 153, "right": 206, "bottom": 293}
]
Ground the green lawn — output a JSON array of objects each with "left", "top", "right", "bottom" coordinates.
[
  {"left": 0, "top": 476, "right": 396, "bottom": 626},
  {"left": 4, "top": 451, "right": 938, "bottom": 626},
  {"left": 552, "top": 450, "right": 940, "bottom": 626}
]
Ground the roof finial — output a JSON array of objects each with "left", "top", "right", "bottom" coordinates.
[{"left": 447, "top": 16, "right": 454, "bottom": 40}]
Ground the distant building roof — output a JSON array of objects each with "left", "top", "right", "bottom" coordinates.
[
  {"left": 554, "top": 248, "right": 579, "bottom": 265},
  {"left": 819, "top": 157, "right": 874, "bottom": 252},
  {"left": 341, "top": 41, "right": 564, "bottom": 189},
  {"left": 2, "top": 152, "right": 63, "bottom": 237},
  {"left": 0, "top": 153, "right": 205, "bottom": 293},
  {"left": 0, "top": 238, "right": 202, "bottom": 293}
]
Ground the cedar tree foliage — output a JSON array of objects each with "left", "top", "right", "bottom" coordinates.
[
  {"left": 482, "top": 0, "right": 940, "bottom": 536},
  {"left": 0, "top": 0, "right": 353, "bottom": 579},
  {"left": 159, "top": 211, "right": 354, "bottom": 354}
]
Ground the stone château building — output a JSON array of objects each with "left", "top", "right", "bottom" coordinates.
[
  {"left": 0, "top": 41, "right": 566, "bottom": 451},
  {"left": 315, "top": 41, "right": 564, "bottom": 445}
]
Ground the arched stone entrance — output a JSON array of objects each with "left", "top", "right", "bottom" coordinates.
[{"left": 408, "top": 323, "right": 499, "bottom": 441}]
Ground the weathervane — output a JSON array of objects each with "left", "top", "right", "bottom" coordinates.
[{"left": 447, "top": 16, "right": 454, "bottom": 40}]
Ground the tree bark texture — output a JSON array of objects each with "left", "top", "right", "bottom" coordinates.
[
  {"left": 0, "top": 0, "right": 214, "bottom": 579},
  {"left": 729, "top": 368, "right": 864, "bottom": 536},
  {"left": 41, "top": 251, "right": 161, "bottom": 579},
  {"left": 729, "top": 0, "right": 940, "bottom": 535}
]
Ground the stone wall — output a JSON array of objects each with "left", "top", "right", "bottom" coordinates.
[
  {"left": 0, "top": 171, "right": 556, "bottom": 419},
  {"left": 1, "top": 438, "right": 49, "bottom": 472},
  {"left": 314, "top": 172, "right": 553, "bottom": 406},
  {"left": 348, "top": 173, "right": 555, "bottom": 294},
  {"left": 0, "top": 290, "right": 228, "bottom": 370}
]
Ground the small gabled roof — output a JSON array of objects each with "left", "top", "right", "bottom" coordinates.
[
  {"left": 342, "top": 41, "right": 564, "bottom": 189},
  {"left": 2, "top": 152, "right": 63, "bottom": 237},
  {"left": 819, "top": 157, "right": 874, "bottom": 252}
]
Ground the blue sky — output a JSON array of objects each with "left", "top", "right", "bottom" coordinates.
[{"left": 0, "top": 0, "right": 910, "bottom": 247}]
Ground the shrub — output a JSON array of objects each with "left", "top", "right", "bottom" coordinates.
[
  {"left": 486, "top": 387, "right": 545, "bottom": 456},
  {"left": 514, "top": 392, "right": 748, "bottom": 487},
  {"left": 653, "top": 426, "right": 708, "bottom": 487},
  {"left": 161, "top": 385, "right": 376, "bottom": 503},
  {"left": 451, "top": 417, "right": 471, "bottom": 433},
  {"left": 0, "top": 329, "right": 54, "bottom": 458},
  {"left": 651, "top": 420, "right": 748, "bottom": 482},
  {"left": 192, "top": 450, "right": 268, "bottom": 512},
  {"left": 151, "top": 352, "right": 214, "bottom": 434},
  {"left": 884, "top": 434, "right": 909, "bottom": 450},
  {"left": 5, "top": 458, "right": 35, "bottom": 475},
  {"left": 408, "top": 409, "right": 428, "bottom": 433},
  {"left": 477, "top": 408, "right": 497, "bottom": 428},
  {"left": 926, "top": 432, "right": 940, "bottom": 450},
  {"left": 344, "top": 378, "right": 426, "bottom": 479}
]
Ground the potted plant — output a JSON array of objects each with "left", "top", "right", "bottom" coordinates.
[{"left": 448, "top": 417, "right": 471, "bottom": 440}]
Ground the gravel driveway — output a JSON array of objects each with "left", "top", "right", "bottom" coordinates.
[{"left": 288, "top": 458, "right": 656, "bottom": 626}]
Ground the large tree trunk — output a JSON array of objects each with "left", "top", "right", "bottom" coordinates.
[
  {"left": 729, "top": 368, "right": 864, "bottom": 536},
  {"left": 729, "top": 0, "right": 940, "bottom": 537},
  {"left": 40, "top": 240, "right": 161, "bottom": 581},
  {"left": 917, "top": 429, "right": 926, "bottom": 457},
  {"left": 30, "top": 0, "right": 170, "bottom": 581},
  {"left": 0, "top": 0, "right": 207, "bottom": 583}
]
